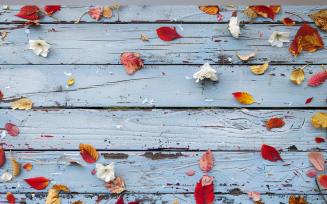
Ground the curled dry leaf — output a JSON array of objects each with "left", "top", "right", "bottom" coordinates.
[
  {"left": 10, "top": 150, "right": 20, "bottom": 177},
  {"left": 67, "top": 78, "right": 74, "bottom": 86},
  {"left": 243, "top": 7, "right": 259, "bottom": 19},
  {"left": 308, "top": 152, "right": 325, "bottom": 171},
  {"left": 236, "top": 47, "right": 259, "bottom": 61},
  {"left": 6, "top": 192, "right": 15, "bottom": 204},
  {"left": 23, "top": 163, "right": 33, "bottom": 171},
  {"left": 315, "top": 137, "right": 325, "bottom": 143},
  {"left": 305, "top": 97, "right": 313, "bottom": 104},
  {"left": 247, "top": 191, "right": 261, "bottom": 201},
  {"left": 306, "top": 169, "right": 318, "bottom": 178},
  {"left": 265, "top": 118, "right": 285, "bottom": 131},
  {"left": 201, "top": 175, "right": 214, "bottom": 186},
  {"left": 1, "top": 30, "right": 7, "bottom": 41},
  {"left": 5, "top": 123, "right": 19, "bottom": 136},
  {"left": 105, "top": 176, "right": 126, "bottom": 193},
  {"left": 289, "top": 196, "right": 308, "bottom": 204},
  {"left": 52, "top": 184, "right": 70, "bottom": 192},
  {"left": 309, "top": 10, "right": 327, "bottom": 31},
  {"left": 290, "top": 63, "right": 310, "bottom": 85},
  {"left": 251, "top": 62, "right": 269, "bottom": 75},
  {"left": 89, "top": 7, "right": 102, "bottom": 21},
  {"left": 186, "top": 170, "right": 195, "bottom": 176},
  {"left": 194, "top": 179, "right": 214, "bottom": 204},
  {"left": 45, "top": 189, "right": 60, "bottom": 204},
  {"left": 156, "top": 27, "right": 182, "bottom": 41},
  {"left": 199, "top": 149, "right": 214, "bottom": 172},
  {"left": 319, "top": 175, "right": 327, "bottom": 188},
  {"left": 232, "top": 92, "right": 260, "bottom": 105},
  {"left": 11, "top": 98, "right": 33, "bottom": 110},
  {"left": 0, "top": 147, "right": 5, "bottom": 168},
  {"left": 15, "top": 5, "right": 40, "bottom": 21},
  {"left": 311, "top": 112, "right": 327, "bottom": 128},
  {"left": 141, "top": 34, "right": 149, "bottom": 41},
  {"left": 65, "top": 161, "right": 84, "bottom": 168},
  {"left": 198, "top": 6, "right": 219, "bottom": 15},
  {"left": 120, "top": 52, "right": 144, "bottom": 75},
  {"left": 79, "top": 143, "right": 98, "bottom": 163},
  {"left": 24, "top": 177, "right": 50, "bottom": 190},
  {"left": 282, "top": 17, "right": 295, "bottom": 26},
  {"left": 103, "top": 6, "right": 112, "bottom": 18},
  {"left": 261, "top": 144, "right": 283, "bottom": 162}
]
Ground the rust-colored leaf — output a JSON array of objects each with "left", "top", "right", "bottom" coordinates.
[
  {"left": 311, "top": 112, "right": 327, "bottom": 128},
  {"left": 249, "top": 5, "right": 276, "bottom": 20},
  {"left": 105, "top": 176, "right": 126, "bottom": 193},
  {"left": 5, "top": 123, "right": 19, "bottom": 136},
  {"left": 289, "top": 196, "right": 308, "bottom": 204},
  {"left": 198, "top": 6, "right": 219, "bottom": 15},
  {"left": 282, "top": 17, "right": 295, "bottom": 26},
  {"left": 186, "top": 170, "right": 195, "bottom": 176},
  {"left": 0, "top": 147, "right": 5, "bottom": 168},
  {"left": 199, "top": 149, "right": 214, "bottom": 172},
  {"left": 254, "top": 202, "right": 265, "bottom": 204},
  {"left": 72, "top": 202, "right": 85, "bottom": 204},
  {"left": 52, "top": 184, "right": 70, "bottom": 192},
  {"left": 309, "top": 10, "right": 327, "bottom": 31},
  {"left": 251, "top": 62, "right": 269, "bottom": 75},
  {"left": 194, "top": 179, "right": 214, "bottom": 204},
  {"left": 141, "top": 34, "right": 149, "bottom": 41},
  {"left": 120, "top": 52, "right": 144, "bottom": 75},
  {"left": 2, "top": 30, "right": 7, "bottom": 41},
  {"left": 243, "top": 7, "right": 259, "bottom": 19},
  {"left": 10, "top": 98, "right": 33, "bottom": 110},
  {"left": 79, "top": 143, "right": 98, "bottom": 163},
  {"left": 43, "top": 6, "right": 61, "bottom": 14},
  {"left": 315, "top": 137, "right": 325, "bottom": 143},
  {"left": 306, "top": 65, "right": 327, "bottom": 87},
  {"left": 232, "top": 92, "right": 260, "bottom": 105},
  {"left": 67, "top": 78, "right": 74, "bottom": 86},
  {"left": 24, "top": 177, "right": 50, "bottom": 190},
  {"left": 15, "top": 5, "right": 40, "bottom": 21},
  {"left": 319, "top": 175, "right": 327, "bottom": 188},
  {"left": 236, "top": 47, "right": 259, "bottom": 61},
  {"left": 156, "top": 27, "right": 182, "bottom": 41},
  {"left": 6, "top": 192, "right": 15, "bottom": 204},
  {"left": 265, "top": 118, "right": 285, "bottom": 131},
  {"left": 308, "top": 152, "right": 325, "bottom": 171},
  {"left": 103, "top": 6, "right": 112, "bottom": 18},
  {"left": 9, "top": 150, "right": 20, "bottom": 177},
  {"left": 261, "top": 144, "right": 283, "bottom": 162},
  {"left": 306, "top": 169, "right": 318, "bottom": 178},
  {"left": 89, "top": 7, "right": 102, "bottom": 21},
  {"left": 269, "top": 5, "right": 281, "bottom": 15},
  {"left": 23, "top": 163, "right": 33, "bottom": 171},
  {"left": 64, "top": 161, "right": 84, "bottom": 168}
]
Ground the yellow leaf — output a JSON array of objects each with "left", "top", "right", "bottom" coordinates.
[
  {"left": 112, "top": 5, "right": 120, "bottom": 8},
  {"left": 299, "top": 33, "right": 324, "bottom": 53},
  {"left": 64, "top": 161, "right": 84, "bottom": 168},
  {"left": 10, "top": 98, "right": 33, "bottom": 110},
  {"left": 242, "top": 7, "right": 259, "bottom": 19},
  {"left": 67, "top": 78, "right": 74, "bottom": 86},
  {"left": 251, "top": 62, "right": 269, "bottom": 75},
  {"left": 198, "top": 6, "right": 219, "bottom": 15},
  {"left": 254, "top": 201, "right": 265, "bottom": 204},
  {"left": 174, "top": 200, "right": 179, "bottom": 204},
  {"left": 236, "top": 47, "right": 259, "bottom": 61},
  {"left": 45, "top": 189, "right": 60, "bottom": 204},
  {"left": 2, "top": 30, "right": 7, "bottom": 41},
  {"left": 52, "top": 184, "right": 70, "bottom": 192},
  {"left": 311, "top": 112, "right": 327, "bottom": 128},
  {"left": 289, "top": 195, "right": 308, "bottom": 204},
  {"left": 79, "top": 143, "right": 98, "bottom": 162},
  {"left": 309, "top": 10, "right": 327, "bottom": 31},
  {"left": 9, "top": 150, "right": 20, "bottom": 177},
  {"left": 232, "top": 92, "right": 260, "bottom": 105},
  {"left": 103, "top": 6, "right": 112, "bottom": 18},
  {"left": 290, "top": 63, "right": 310, "bottom": 85},
  {"left": 141, "top": 34, "right": 149, "bottom": 41},
  {"left": 50, "top": 198, "right": 61, "bottom": 204}
]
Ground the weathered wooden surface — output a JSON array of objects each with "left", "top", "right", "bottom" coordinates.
[
  {"left": 0, "top": 150, "right": 326, "bottom": 195},
  {"left": 0, "top": 24, "right": 327, "bottom": 65},
  {"left": 1, "top": 5, "right": 326, "bottom": 23},
  {"left": 0, "top": 109, "right": 326, "bottom": 151},
  {"left": 1, "top": 65, "right": 327, "bottom": 108}
]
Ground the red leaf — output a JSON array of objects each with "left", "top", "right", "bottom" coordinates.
[
  {"left": 249, "top": 6, "right": 274, "bottom": 20},
  {"left": 199, "top": 149, "right": 214, "bottom": 172},
  {"left": 5, "top": 123, "right": 19, "bottom": 136},
  {"left": 15, "top": 5, "right": 40, "bottom": 21},
  {"left": 120, "top": 52, "right": 144, "bottom": 75},
  {"left": 194, "top": 179, "right": 214, "bottom": 204},
  {"left": 308, "top": 152, "right": 325, "bottom": 171},
  {"left": 0, "top": 147, "right": 5, "bottom": 168},
  {"left": 261, "top": 144, "right": 283, "bottom": 162},
  {"left": 319, "top": 175, "right": 327, "bottom": 187},
  {"left": 156, "top": 27, "right": 182, "bottom": 41},
  {"left": 79, "top": 143, "right": 98, "bottom": 163},
  {"left": 91, "top": 168, "right": 96, "bottom": 175},
  {"left": 128, "top": 202, "right": 141, "bottom": 204},
  {"left": 259, "top": 31, "right": 263, "bottom": 38},
  {"left": 24, "top": 177, "right": 50, "bottom": 190},
  {"left": 306, "top": 169, "right": 318, "bottom": 178},
  {"left": 306, "top": 71, "right": 327, "bottom": 87},
  {"left": 282, "top": 17, "right": 295, "bottom": 26},
  {"left": 6, "top": 192, "right": 15, "bottom": 204},
  {"left": 265, "top": 118, "right": 285, "bottom": 131},
  {"left": 217, "top": 14, "right": 223, "bottom": 21},
  {"left": 315, "top": 137, "right": 325, "bottom": 143},
  {"left": 115, "top": 196, "right": 124, "bottom": 204},
  {"left": 0, "top": 91, "right": 3, "bottom": 100},
  {"left": 306, "top": 97, "right": 313, "bottom": 104},
  {"left": 186, "top": 170, "right": 195, "bottom": 176},
  {"left": 43, "top": 5, "right": 61, "bottom": 14},
  {"left": 89, "top": 7, "right": 102, "bottom": 21}
]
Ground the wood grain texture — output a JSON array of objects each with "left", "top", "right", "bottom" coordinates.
[
  {"left": 0, "top": 150, "right": 326, "bottom": 195},
  {"left": 0, "top": 65, "right": 326, "bottom": 107},
  {"left": 0, "top": 24, "right": 326, "bottom": 65},
  {"left": 1, "top": 5, "right": 326, "bottom": 23}
]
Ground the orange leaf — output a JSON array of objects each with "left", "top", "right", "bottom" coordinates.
[
  {"left": 261, "top": 144, "right": 283, "bottom": 162},
  {"left": 105, "top": 176, "right": 126, "bottom": 193},
  {"left": 289, "top": 195, "right": 308, "bottom": 204},
  {"left": 282, "top": 17, "right": 295, "bottom": 26},
  {"left": 0, "top": 147, "right": 5, "bottom": 168},
  {"left": 198, "top": 6, "right": 219, "bottom": 15},
  {"left": 265, "top": 118, "right": 285, "bottom": 130},
  {"left": 199, "top": 149, "right": 214, "bottom": 172},
  {"left": 23, "top": 163, "right": 33, "bottom": 171},
  {"left": 315, "top": 137, "right": 325, "bottom": 143},
  {"left": 52, "top": 184, "right": 70, "bottom": 192},
  {"left": 0, "top": 90, "right": 3, "bottom": 100},
  {"left": 319, "top": 175, "right": 327, "bottom": 188},
  {"left": 64, "top": 161, "right": 84, "bottom": 168},
  {"left": 24, "top": 177, "right": 50, "bottom": 190},
  {"left": 269, "top": 5, "right": 281, "bottom": 14},
  {"left": 308, "top": 152, "right": 325, "bottom": 171},
  {"left": 236, "top": 47, "right": 259, "bottom": 61},
  {"left": 232, "top": 92, "right": 260, "bottom": 105},
  {"left": 6, "top": 192, "right": 15, "bottom": 204},
  {"left": 249, "top": 5, "right": 279, "bottom": 20},
  {"left": 79, "top": 143, "right": 98, "bottom": 163},
  {"left": 120, "top": 52, "right": 144, "bottom": 75}
]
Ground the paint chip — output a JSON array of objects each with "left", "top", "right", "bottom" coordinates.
[
  {"left": 64, "top": 72, "right": 72, "bottom": 76},
  {"left": 1, "top": 131, "right": 6, "bottom": 139},
  {"left": 25, "top": 29, "right": 30, "bottom": 34}
]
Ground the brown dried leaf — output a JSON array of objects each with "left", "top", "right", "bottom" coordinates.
[
  {"left": 290, "top": 63, "right": 310, "bottom": 85},
  {"left": 198, "top": 5, "right": 219, "bottom": 15},
  {"left": 141, "top": 34, "right": 149, "bottom": 41},
  {"left": 254, "top": 202, "right": 265, "bottom": 204},
  {"left": 64, "top": 161, "right": 84, "bottom": 168},
  {"left": 105, "top": 176, "right": 126, "bottom": 193},
  {"left": 251, "top": 62, "right": 269, "bottom": 75},
  {"left": 103, "top": 6, "right": 112, "bottom": 18},
  {"left": 10, "top": 98, "right": 33, "bottom": 110},
  {"left": 2, "top": 30, "right": 7, "bottom": 41},
  {"left": 45, "top": 189, "right": 60, "bottom": 204},
  {"left": 309, "top": 10, "right": 327, "bottom": 31},
  {"left": 236, "top": 47, "right": 259, "bottom": 61},
  {"left": 311, "top": 112, "right": 327, "bottom": 128},
  {"left": 72, "top": 202, "right": 85, "bottom": 204},
  {"left": 10, "top": 150, "right": 20, "bottom": 177},
  {"left": 52, "top": 184, "right": 70, "bottom": 192},
  {"left": 289, "top": 195, "right": 308, "bottom": 204},
  {"left": 243, "top": 7, "right": 259, "bottom": 19}
]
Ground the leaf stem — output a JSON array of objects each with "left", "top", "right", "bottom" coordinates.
[
  {"left": 269, "top": 71, "right": 272, "bottom": 85},
  {"left": 285, "top": 11, "right": 305, "bottom": 22},
  {"left": 214, "top": 27, "right": 228, "bottom": 29},
  {"left": 315, "top": 177, "right": 327, "bottom": 204},
  {"left": 301, "top": 63, "right": 310, "bottom": 70},
  {"left": 75, "top": 10, "right": 89, "bottom": 24},
  {"left": 173, "top": 192, "right": 188, "bottom": 202},
  {"left": 304, "top": 84, "right": 308, "bottom": 89},
  {"left": 19, "top": 157, "right": 43, "bottom": 165},
  {"left": 40, "top": 10, "right": 61, "bottom": 22},
  {"left": 217, "top": 5, "right": 234, "bottom": 7},
  {"left": 125, "top": 189, "right": 135, "bottom": 193},
  {"left": 49, "top": 14, "right": 61, "bottom": 22},
  {"left": 254, "top": 101, "right": 260, "bottom": 104},
  {"left": 117, "top": 7, "right": 120, "bottom": 22},
  {"left": 322, "top": 64, "right": 327, "bottom": 72}
]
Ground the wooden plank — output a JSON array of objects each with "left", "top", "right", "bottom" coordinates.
[
  {"left": 0, "top": 150, "right": 326, "bottom": 194},
  {"left": 0, "top": 65, "right": 327, "bottom": 108},
  {"left": 0, "top": 24, "right": 326, "bottom": 65},
  {"left": 2, "top": 193, "right": 327, "bottom": 204},
  {"left": 0, "top": 109, "right": 326, "bottom": 151},
  {"left": 1, "top": 5, "right": 326, "bottom": 23}
]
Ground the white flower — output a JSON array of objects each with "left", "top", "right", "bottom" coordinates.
[
  {"left": 193, "top": 62, "right": 218, "bottom": 83},
  {"left": 268, "top": 31, "right": 290, "bottom": 48},
  {"left": 228, "top": 17, "right": 241, "bottom": 38},
  {"left": 1, "top": 171, "right": 12, "bottom": 181},
  {"left": 96, "top": 162, "right": 115, "bottom": 182},
  {"left": 29, "top": 40, "right": 51, "bottom": 57}
]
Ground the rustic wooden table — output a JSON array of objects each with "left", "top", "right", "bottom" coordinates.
[{"left": 1, "top": 5, "right": 327, "bottom": 204}]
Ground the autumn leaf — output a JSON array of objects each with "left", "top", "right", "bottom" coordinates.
[
  {"left": 67, "top": 78, "right": 74, "bottom": 86},
  {"left": 243, "top": 7, "right": 259, "bottom": 19},
  {"left": 156, "top": 27, "right": 182, "bottom": 41},
  {"left": 103, "top": 6, "right": 112, "bottom": 18},
  {"left": 282, "top": 17, "right": 295, "bottom": 26},
  {"left": 91, "top": 168, "right": 96, "bottom": 175},
  {"left": 305, "top": 65, "right": 327, "bottom": 88},
  {"left": 198, "top": 6, "right": 219, "bottom": 15},
  {"left": 309, "top": 10, "right": 327, "bottom": 31},
  {"left": 6, "top": 192, "right": 15, "bottom": 204},
  {"left": 249, "top": 6, "right": 278, "bottom": 20},
  {"left": 174, "top": 200, "right": 179, "bottom": 204},
  {"left": 247, "top": 191, "right": 261, "bottom": 201},
  {"left": 45, "top": 189, "right": 60, "bottom": 204},
  {"left": 289, "top": 196, "right": 308, "bottom": 204},
  {"left": 89, "top": 7, "right": 102, "bottom": 21},
  {"left": 287, "top": 12, "right": 324, "bottom": 57},
  {"left": 199, "top": 149, "right": 214, "bottom": 172},
  {"left": 115, "top": 196, "right": 124, "bottom": 204},
  {"left": 265, "top": 118, "right": 285, "bottom": 131},
  {"left": 186, "top": 170, "right": 195, "bottom": 176},
  {"left": 232, "top": 92, "right": 260, "bottom": 105},
  {"left": 72, "top": 202, "right": 85, "bottom": 204},
  {"left": 254, "top": 202, "right": 265, "bottom": 204},
  {"left": 64, "top": 161, "right": 84, "bottom": 168},
  {"left": 290, "top": 63, "right": 311, "bottom": 85},
  {"left": 319, "top": 175, "right": 327, "bottom": 188},
  {"left": 128, "top": 202, "right": 141, "bottom": 204},
  {"left": 311, "top": 112, "right": 327, "bottom": 128},
  {"left": 251, "top": 62, "right": 269, "bottom": 75},
  {"left": 79, "top": 143, "right": 98, "bottom": 163},
  {"left": 0, "top": 147, "right": 5, "bottom": 168},
  {"left": 10, "top": 150, "right": 20, "bottom": 177},
  {"left": 236, "top": 47, "right": 259, "bottom": 61},
  {"left": 11, "top": 98, "right": 33, "bottom": 110},
  {"left": 120, "top": 52, "right": 144, "bottom": 75},
  {"left": 305, "top": 97, "right": 313, "bottom": 104},
  {"left": 15, "top": 5, "right": 40, "bottom": 21},
  {"left": 308, "top": 152, "right": 325, "bottom": 171},
  {"left": 23, "top": 163, "right": 33, "bottom": 171},
  {"left": 306, "top": 169, "right": 318, "bottom": 178},
  {"left": 141, "top": 34, "right": 149, "bottom": 41},
  {"left": 315, "top": 137, "right": 325, "bottom": 143},
  {"left": 261, "top": 144, "right": 283, "bottom": 162},
  {"left": 2, "top": 30, "right": 7, "bottom": 41},
  {"left": 52, "top": 184, "right": 70, "bottom": 192},
  {"left": 112, "top": 5, "right": 120, "bottom": 8},
  {"left": 201, "top": 175, "right": 214, "bottom": 186},
  {"left": 269, "top": 5, "right": 281, "bottom": 15},
  {"left": 5, "top": 123, "right": 19, "bottom": 136},
  {"left": 43, "top": 6, "right": 61, "bottom": 14},
  {"left": 0, "top": 90, "right": 3, "bottom": 100},
  {"left": 25, "top": 177, "right": 50, "bottom": 190},
  {"left": 105, "top": 176, "right": 126, "bottom": 193},
  {"left": 194, "top": 179, "right": 214, "bottom": 204}
]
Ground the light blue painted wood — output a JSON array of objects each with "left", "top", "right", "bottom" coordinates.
[
  {"left": 0, "top": 24, "right": 326, "bottom": 65},
  {"left": 1, "top": 5, "right": 326, "bottom": 23},
  {"left": 0, "top": 150, "right": 325, "bottom": 194},
  {"left": 0, "top": 65, "right": 326, "bottom": 107}
]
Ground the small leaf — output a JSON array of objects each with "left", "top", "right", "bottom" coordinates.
[
  {"left": 24, "top": 177, "right": 50, "bottom": 190},
  {"left": 194, "top": 179, "right": 214, "bottom": 204},
  {"left": 282, "top": 17, "right": 295, "bottom": 26},
  {"left": 65, "top": 161, "right": 84, "bottom": 168},
  {"left": 103, "top": 6, "right": 112, "bottom": 18},
  {"left": 156, "top": 27, "right": 182, "bottom": 41},
  {"left": 265, "top": 118, "right": 285, "bottom": 131},
  {"left": 52, "top": 184, "right": 70, "bottom": 192},
  {"left": 141, "top": 34, "right": 149, "bottom": 41},
  {"left": 319, "top": 175, "right": 327, "bottom": 188},
  {"left": 115, "top": 196, "right": 124, "bottom": 204},
  {"left": 2, "top": 30, "right": 7, "bottom": 41},
  {"left": 232, "top": 92, "right": 260, "bottom": 105},
  {"left": 23, "top": 163, "right": 33, "bottom": 171},
  {"left": 105, "top": 176, "right": 126, "bottom": 193},
  {"left": 5, "top": 123, "right": 19, "bottom": 136},
  {"left": 174, "top": 200, "right": 179, "bottom": 204},
  {"left": 89, "top": 7, "right": 102, "bottom": 21},
  {"left": 261, "top": 144, "right": 283, "bottom": 162},
  {"left": 79, "top": 143, "right": 98, "bottom": 163},
  {"left": 201, "top": 175, "right": 214, "bottom": 186},
  {"left": 0, "top": 147, "right": 5, "bottom": 168},
  {"left": 309, "top": 10, "right": 327, "bottom": 31},
  {"left": 251, "top": 62, "right": 269, "bottom": 75},
  {"left": 199, "top": 149, "right": 214, "bottom": 172},
  {"left": 91, "top": 168, "right": 96, "bottom": 175},
  {"left": 120, "top": 52, "right": 144, "bottom": 75},
  {"left": 243, "top": 7, "right": 259, "bottom": 19},
  {"left": 315, "top": 137, "right": 325, "bottom": 143},
  {"left": 306, "top": 70, "right": 327, "bottom": 87},
  {"left": 0, "top": 90, "right": 3, "bottom": 100},
  {"left": 290, "top": 63, "right": 310, "bottom": 85},
  {"left": 289, "top": 195, "right": 308, "bottom": 204},
  {"left": 186, "top": 170, "right": 195, "bottom": 176},
  {"left": 43, "top": 6, "right": 61, "bottom": 14},
  {"left": 10, "top": 150, "right": 20, "bottom": 177},
  {"left": 128, "top": 202, "right": 141, "bottom": 204},
  {"left": 306, "top": 169, "right": 318, "bottom": 178},
  {"left": 308, "top": 152, "right": 325, "bottom": 171},
  {"left": 311, "top": 112, "right": 327, "bottom": 128},
  {"left": 236, "top": 47, "right": 259, "bottom": 61},
  {"left": 6, "top": 192, "right": 15, "bottom": 204},
  {"left": 247, "top": 191, "right": 261, "bottom": 201},
  {"left": 305, "top": 97, "right": 313, "bottom": 104},
  {"left": 198, "top": 6, "right": 219, "bottom": 15},
  {"left": 72, "top": 202, "right": 85, "bottom": 204},
  {"left": 45, "top": 189, "right": 60, "bottom": 204},
  {"left": 10, "top": 98, "right": 33, "bottom": 110},
  {"left": 15, "top": 5, "right": 40, "bottom": 21},
  {"left": 67, "top": 78, "right": 74, "bottom": 86}
]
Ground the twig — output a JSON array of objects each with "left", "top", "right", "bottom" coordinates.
[
  {"left": 269, "top": 71, "right": 272, "bottom": 85},
  {"left": 315, "top": 177, "right": 327, "bottom": 204},
  {"left": 301, "top": 62, "right": 310, "bottom": 70},
  {"left": 19, "top": 157, "right": 43, "bottom": 165},
  {"left": 173, "top": 192, "right": 187, "bottom": 202},
  {"left": 75, "top": 10, "right": 89, "bottom": 24}
]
